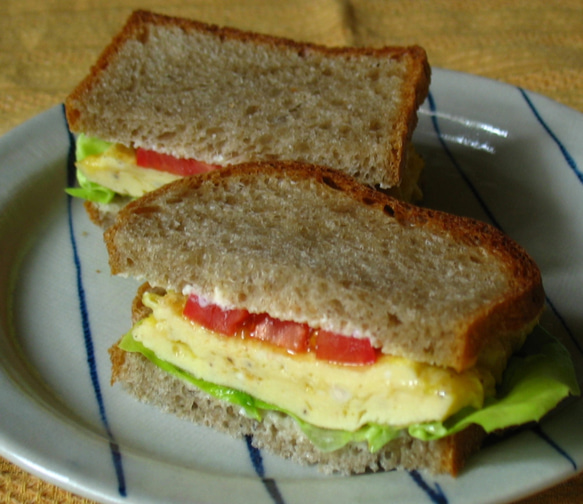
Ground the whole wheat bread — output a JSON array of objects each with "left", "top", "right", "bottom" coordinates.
[
  {"left": 65, "top": 10, "right": 430, "bottom": 191},
  {"left": 105, "top": 161, "right": 544, "bottom": 372}
]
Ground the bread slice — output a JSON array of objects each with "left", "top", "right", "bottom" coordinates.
[
  {"left": 65, "top": 10, "right": 430, "bottom": 191},
  {"left": 105, "top": 161, "right": 544, "bottom": 372}
]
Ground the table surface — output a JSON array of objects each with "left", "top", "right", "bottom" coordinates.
[{"left": 1, "top": 1, "right": 582, "bottom": 503}]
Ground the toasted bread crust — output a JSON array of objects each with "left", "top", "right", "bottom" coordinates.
[
  {"left": 105, "top": 161, "right": 544, "bottom": 371},
  {"left": 65, "top": 10, "right": 430, "bottom": 189}
]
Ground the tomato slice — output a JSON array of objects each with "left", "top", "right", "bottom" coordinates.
[
  {"left": 314, "top": 330, "right": 378, "bottom": 365},
  {"left": 251, "top": 315, "right": 310, "bottom": 353},
  {"left": 183, "top": 294, "right": 378, "bottom": 365},
  {"left": 136, "top": 148, "right": 220, "bottom": 176},
  {"left": 183, "top": 294, "right": 249, "bottom": 336}
]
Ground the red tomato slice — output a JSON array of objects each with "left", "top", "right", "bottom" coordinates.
[
  {"left": 314, "top": 330, "right": 378, "bottom": 365},
  {"left": 183, "top": 294, "right": 249, "bottom": 336},
  {"left": 251, "top": 315, "right": 310, "bottom": 353},
  {"left": 136, "top": 148, "right": 220, "bottom": 176},
  {"left": 183, "top": 294, "right": 378, "bottom": 365}
]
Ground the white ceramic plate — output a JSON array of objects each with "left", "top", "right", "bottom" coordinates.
[{"left": 1, "top": 68, "right": 582, "bottom": 504}]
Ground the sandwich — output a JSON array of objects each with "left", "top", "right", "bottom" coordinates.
[
  {"left": 64, "top": 10, "right": 430, "bottom": 227},
  {"left": 105, "top": 161, "right": 579, "bottom": 475}
]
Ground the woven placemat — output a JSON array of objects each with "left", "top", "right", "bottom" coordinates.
[
  {"left": 0, "top": 458, "right": 94, "bottom": 504},
  {"left": 0, "top": 0, "right": 583, "bottom": 134},
  {"left": 1, "top": 0, "right": 582, "bottom": 137},
  {"left": 1, "top": 1, "right": 582, "bottom": 502}
]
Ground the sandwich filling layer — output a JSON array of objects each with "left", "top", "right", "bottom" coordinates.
[
  {"left": 117, "top": 291, "right": 579, "bottom": 455},
  {"left": 76, "top": 142, "right": 182, "bottom": 198},
  {"left": 68, "top": 135, "right": 424, "bottom": 203},
  {"left": 129, "top": 291, "right": 493, "bottom": 432}
]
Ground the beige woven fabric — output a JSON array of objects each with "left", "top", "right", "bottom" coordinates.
[
  {"left": 1, "top": 0, "right": 582, "bottom": 503},
  {"left": 1, "top": 0, "right": 582, "bottom": 136}
]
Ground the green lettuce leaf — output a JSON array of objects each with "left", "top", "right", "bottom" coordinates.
[
  {"left": 119, "top": 328, "right": 265, "bottom": 421},
  {"left": 409, "top": 326, "right": 580, "bottom": 440},
  {"left": 65, "top": 169, "right": 116, "bottom": 204},
  {"left": 75, "top": 133, "right": 112, "bottom": 161},
  {"left": 119, "top": 325, "right": 580, "bottom": 452},
  {"left": 65, "top": 134, "right": 117, "bottom": 203},
  {"left": 295, "top": 420, "right": 401, "bottom": 453}
]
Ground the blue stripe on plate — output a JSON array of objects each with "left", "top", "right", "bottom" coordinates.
[
  {"left": 63, "top": 105, "right": 127, "bottom": 497},
  {"left": 427, "top": 90, "right": 580, "bottom": 469},
  {"left": 517, "top": 87, "right": 583, "bottom": 357},
  {"left": 532, "top": 425, "right": 578, "bottom": 470},
  {"left": 518, "top": 88, "right": 583, "bottom": 185},
  {"left": 408, "top": 470, "right": 448, "bottom": 504},
  {"left": 245, "top": 435, "right": 286, "bottom": 504},
  {"left": 425, "top": 92, "right": 502, "bottom": 230}
]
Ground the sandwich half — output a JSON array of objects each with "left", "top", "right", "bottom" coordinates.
[
  {"left": 105, "top": 162, "right": 577, "bottom": 475},
  {"left": 65, "top": 10, "right": 429, "bottom": 227}
]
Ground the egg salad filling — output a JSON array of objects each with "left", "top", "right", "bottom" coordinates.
[
  {"left": 133, "top": 291, "right": 492, "bottom": 430},
  {"left": 68, "top": 136, "right": 181, "bottom": 201},
  {"left": 117, "top": 290, "right": 579, "bottom": 453}
]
